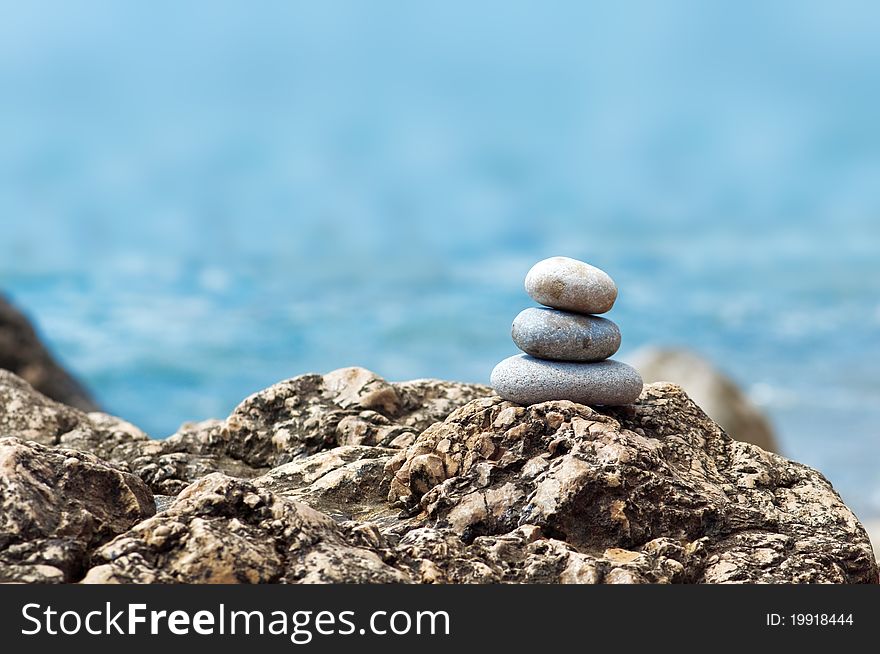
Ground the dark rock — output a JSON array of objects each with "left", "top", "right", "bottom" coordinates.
[
  {"left": 0, "top": 437, "right": 155, "bottom": 583},
  {"left": 0, "top": 295, "right": 98, "bottom": 411}
]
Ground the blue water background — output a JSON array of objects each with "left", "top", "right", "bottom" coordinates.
[{"left": 1, "top": 2, "right": 879, "bottom": 517}]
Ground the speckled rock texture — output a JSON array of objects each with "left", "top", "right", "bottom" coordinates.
[
  {"left": 524, "top": 256, "right": 618, "bottom": 314},
  {"left": 252, "top": 445, "right": 397, "bottom": 522},
  {"left": 130, "top": 367, "right": 495, "bottom": 495},
  {"left": 82, "top": 473, "right": 406, "bottom": 583},
  {"left": 512, "top": 307, "right": 621, "bottom": 362},
  {"left": 0, "top": 368, "right": 875, "bottom": 584},
  {"left": 0, "top": 437, "right": 155, "bottom": 583},
  {"left": 628, "top": 346, "right": 779, "bottom": 453},
  {"left": 0, "top": 294, "right": 99, "bottom": 411},
  {"left": 491, "top": 354, "right": 643, "bottom": 406},
  {"left": 0, "top": 369, "right": 154, "bottom": 462},
  {"left": 0, "top": 366, "right": 493, "bottom": 496},
  {"left": 0, "top": 369, "right": 90, "bottom": 444},
  {"left": 386, "top": 385, "right": 877, "bottom": 583}
]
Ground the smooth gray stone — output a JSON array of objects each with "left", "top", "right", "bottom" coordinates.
[
  {"left": 512, "top": 307, "right": 621, "bottom": 362},
  {"left": 490, "top": 354, "right": 643, "bottom": 406},
  {"left": 524, "top": 256, "right": 617, "bottom": 314}
]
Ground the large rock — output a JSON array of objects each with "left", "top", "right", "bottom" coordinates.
[
  {"left": 0, "top": 367, "right": 493, "bottom": 497},
  {"left": 0, "top": 371, "right": 234, "bottom": 496},
  {"left": 139, "top": 367, "right": 494, "bottom": 493},
  {"left": 1, "top": 365, "right": 874, "bottom": 584},
  {"left": 386, "top": 384, "right": 875, "bottom": 583},
  {"left": 104, "top": 368, "right": 491, "bottom": 497},
  {"left": 0, "top": 369, "right": 87, "bottom": 443},
  {"left": 628, "top": 347, "right": 779, "bottom": 453},
  {"left": 83, "top": 473, "right": 405, "bottom": 583},
  {"left": 0, "top": 295, "right": 98, "bottom": 411},
  {"left": 0, "top": 369, "right": 160, "bottom": 466},
  {"left": 0, "top": 437, "right": 155, "bottom": 583}
]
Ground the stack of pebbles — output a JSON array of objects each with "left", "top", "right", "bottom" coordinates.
[{"left": 491, "top": 256, "right": 643, "bottom": 406}]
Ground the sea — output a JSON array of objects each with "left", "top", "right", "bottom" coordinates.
[{"left": 1, "top": 2, "right": 878, "bottom": 519}]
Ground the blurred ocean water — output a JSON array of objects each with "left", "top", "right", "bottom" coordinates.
[{"left": 1, "top": 2, "right": 879, "bottom": 516}]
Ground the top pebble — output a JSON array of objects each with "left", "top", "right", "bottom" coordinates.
[{"left": 524, "top": 256, "right": 618, "bottom": 314}]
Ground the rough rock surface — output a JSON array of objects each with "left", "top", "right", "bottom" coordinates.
[
  {"left": 0, "top": 366, "right": 875, "bottom": 584},
  {"left": 0, "top": 366, "right": 493, "bottom": 497},
  {"left": 387, "top": 385, "right": 876, "bottom": 583},
  {"left": 253, "top": 445, "right": 397, "bottom": 522},
  {"left": 0, "top": 369, "right": 162, "bottom": 473},
  {"left": 0, "top": 295, "right": 99, "bottom": 411},
  {"left": 628, "top": 347, "right": 779, "bottom": 452},
  {"left": 83, "top": 473, "right": 406, "bottom": 583},
  {"left": 143, "top": 367, "right": 494, "bottom": 493},
  {"left": 0, "top": 437, "right": 155, "bottom": 583}
]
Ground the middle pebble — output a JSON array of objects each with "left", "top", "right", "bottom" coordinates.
[{"left": 511, "top": 307, "right": 621, "bottom": 362}]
